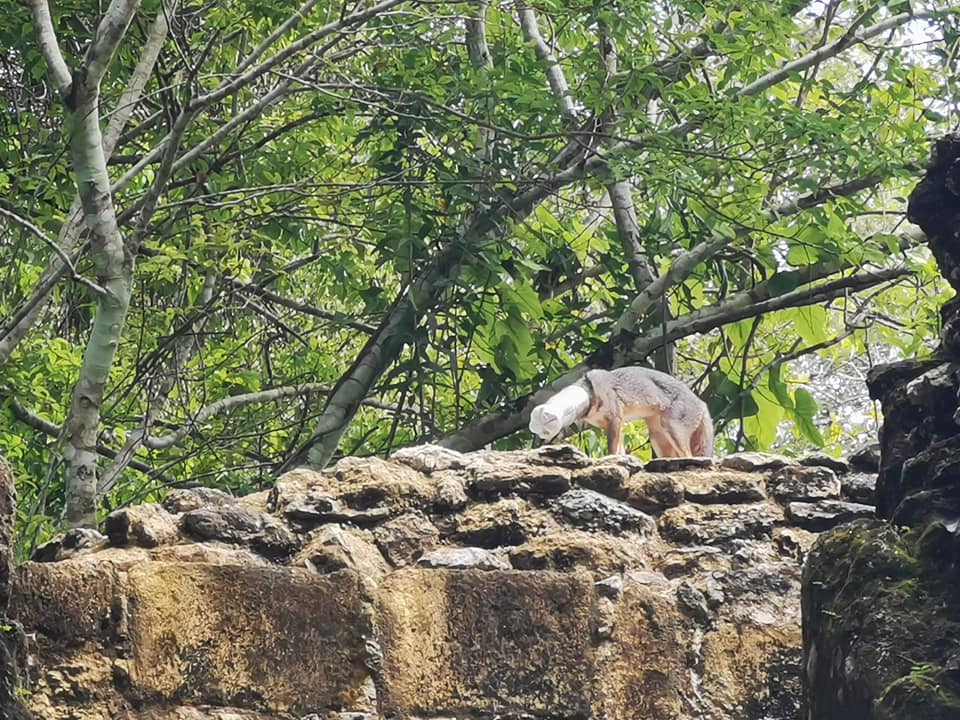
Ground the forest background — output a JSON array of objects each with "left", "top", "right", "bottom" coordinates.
[{"left": 0, "top": 0, "right": 956, "bottom": 551}]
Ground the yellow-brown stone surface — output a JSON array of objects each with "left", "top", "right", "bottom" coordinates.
[
  {"left": 594, "top": 580, "right": 687, "bottom": 719},
  {"left": 377, "top": 568, "right": 596, "bottom": 717},
  {"left": 6, "top": 446, "right": 874, "bottom": 719},
  {"left": 126, "top": 563, "right": 370, "bottom": 711},
  {"left": 11, "top": 561, "right": 121, "bottom": 646}
]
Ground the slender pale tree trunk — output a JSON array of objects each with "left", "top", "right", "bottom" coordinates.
[
  {"left": 62, "top": 93, "right": 136, "bottom": 527},
  {"left": 29, "top": 0, "right": 142, "bottom": 526},
  {"left": 0, "top": 2, "right": 171, "bottom": 367}
]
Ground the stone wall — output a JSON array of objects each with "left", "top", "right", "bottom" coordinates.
[
  {"left": 801, "top": 135, "right": 960, "bottom": 719},
  {"left": 7, "top": 444, "right": 878, "bottom": 719}
]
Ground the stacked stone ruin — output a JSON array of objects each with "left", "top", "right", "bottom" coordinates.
[{"left": 5, "top": 443, "right": 880, "bottom": 719}]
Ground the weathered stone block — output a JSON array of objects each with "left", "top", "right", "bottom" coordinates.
[
  {"left": 721, "top": 452, "right": 795, "bottom": 472},
  {"left": 594, "top": 581, "right": 686, "bottom": 719},
  {"left": 417, "top": 547, "right": 510, "bottom": 570},
  {"left": 509, "top": 530, "right": 650, "bottom": 576},
  {"left": 551, "top": 487, "right": 655, "bottom": 534},
  {"left": 162, "top": 487, "right": 237, "bottom": 514},
  {"left": 840, "top": 472, "right": 877, "bottom": 504},
  {"left": 658, "top": 504, "right": 782, "bottom": 545},
  {"left": 11, "top": 561, "right": 121, "bottom": 645},
  {"left": 126, "top": 563, "right": 370, "bottom": 713},
  {"left": 673, "top": 470, "right": 766, "bottom": 504},
  {"left": 377, "top": 568, "right": 595, "bottom": 717},
  {"left": 105, "top": 504, "right": 181, "bottom": 548},
  {"left": 615, "top": 471, "right": 684, "bottom": 513},
  {"left": 768, "top": 465, "right": 840, "bottom": 502},
  {"left": 294, "top": 525, "right": 389, "bottom": 579},
  {"left": 785, "top": 499, "right": 874, "bottom": 531},
  {"left": 449, "top": 497, "right": 555, "bottom": 549}
]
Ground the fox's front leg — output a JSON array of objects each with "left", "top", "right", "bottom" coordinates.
[{"left": 606, "top": 415, "right": 624, "bottom": 454}]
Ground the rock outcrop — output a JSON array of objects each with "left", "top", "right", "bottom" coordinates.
[
  {"left": 801, "top": 135, "right": 960, "bottom": 719},
  {"left": 8, "top": 445, "right": 880, "bottom": 719},
  {"left": 0, "top": 457, "right": 31, "bottom": 719}
]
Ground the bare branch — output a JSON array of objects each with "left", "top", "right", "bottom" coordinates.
[
  {"left": 516, "top": 1, "right": 576, "bottom": 119},
  {"left": 190, "top": 0, "right": 407, "bottom": 112},
  {"left": 7, "top": 394, "right": 168, "bottom": 481},
  {"left": 0, "top": 205, "right": 105, "bottom": 296},
  {"left": 103, "top": 0, "right": 176, "bottom": 155},
  {"left": 737, "top": 11, "right": 919, "bottom": 99},
  {"left": 239, "top": 0, "right": 321, "bottom": 71},
  {"left": 633, "top": 267, "right": 912, "bottom": 358},
  {"left": 226, "top": 277, "right": 377, "bottom": 334},
  {"left": 143, "top": 383, "right": 396, "bottom": 450},
  {"left": 438, "top": 265, "right": 912, "bottom": 452}
]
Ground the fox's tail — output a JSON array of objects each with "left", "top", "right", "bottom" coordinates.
[{"left": 690, "top": 410, "right": 715, "bottom": 457}]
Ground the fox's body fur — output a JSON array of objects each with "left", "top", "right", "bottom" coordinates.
[{"left": 578, "top": 367, "right": 714, "bottom": 457}]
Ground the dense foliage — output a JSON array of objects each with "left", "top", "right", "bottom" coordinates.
[{"left": 0, "top": 0, "right": 956, "bottom": 546}]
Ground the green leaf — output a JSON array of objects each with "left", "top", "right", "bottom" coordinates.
[
  {"left": 792, "top": 306, "right": 829, "bottom": 345},
  {"left": 767, "top": 364, "right": 794, "bottom": 411},
  {"left": 793, "top": 388, "right": 825, "bottom": 446},
  {"left": 768, "top": 271, "right": 801, "bottom": 296}
]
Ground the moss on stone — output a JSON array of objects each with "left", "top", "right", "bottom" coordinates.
[{"left": 803, "top": 519, "right": 960, "bottom": 720}]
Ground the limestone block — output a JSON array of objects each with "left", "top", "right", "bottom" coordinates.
[
  {"left": 509, "top": 529, "right": 650, "bottom": 576},
  {"left": 551, "top": 487, "right": 655, "bottom": 534},
  {"left": 578, "top": 470, "right": 683, "bottom": 513},
  {"left": 162, "top": 488, "right": 237, "bottom": 514},
  {"left": 11, "top": 561, "right": 121, "bottom": 645},
  {"left": 784, "top": 500, "right": 874, "bottom": 531},
  {"left": 105, "top": 504, "right": 181, "bottom": 548},
  {"left": 374, "top": 512, "right": 440, "bottom": 565},
  {"left": 179, "top": 506, "right": 298, "bottom": 560},
  {"left": 840, "top": 472, "right": 877, "bottom": 505},
  {"left": 571, "top": 461, "right": 631, "bottom": 494},
  {"left": 295, "top": 525, "right": 390, "bottom": 580},
  {"left": 658, "top": 503, "right": 783, "bottom": 545},
  {"left": 671, "top": 470, "right": 766, "bottom": 504},
  {"left": 377, "top": 568, "right": 595, "bottom": 717},
  {"left": 594, "top": 580, "right": 686, "bottom": 719},
  {"left": 767, "top": 465, "right": 841, "bottom": 502},
  {"left": 272, "top": 458, "right": 444, "bottom": 522},
  {"left": 700, "top": 621, "right": 802, "bottom": 719},
  {"left": 645, "top": 456, "right": 716, "bottom": 472},
  {"left": 721, "top": 452, "right": 795, "bottom": 472},
  {"left": 126, "top": 564, "right": 370, "bottom": 713},
  {"left": 798, "top": 453, "right": 849, "bottom": 474},
  {"left": 448, "top": 497, "right": 557, "bottom": 549},
  {"left": 802, "top": 518, "right": 960, "bottom": 719},
  {"left": 417, "top": 547, "right": 510, "bottom": 570}
]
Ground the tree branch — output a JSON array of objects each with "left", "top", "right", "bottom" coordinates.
[
  {"left": 237, "top": 0, "right": 321, "bottom": 72},
  {"left": 0, "top": 0, "right": 175, "bottom": 367},
  {"left": 0, "top": 205, "right": 105, "bottom": 296},
  {"left": 26, "top": 0, "right": 72, "bottom": 91},
  {"left": 143, "top": 382, "right": 401, "bottom": 451},
  {"left": 225, "top": 277, "right": 377, "bottom": 334},
  {"left": 7, "top": 394, "right": 169, "bottom": 482},
  {"left": 438, "top": 265, "right": 912, "bottom": 452},
  {"left": 516, "top": 1, "right": 576, "bottom": 120},
  {"left": 85, "top": 0, "right": 143, "bottom": 88}
]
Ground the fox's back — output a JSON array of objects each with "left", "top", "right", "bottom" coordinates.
[{"left": 601, "top": 368, "right": 704, "bottom": 422}]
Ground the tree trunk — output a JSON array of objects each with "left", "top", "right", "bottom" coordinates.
[{"left": 63, "top": 88, "right": 135, "bottom": 528}]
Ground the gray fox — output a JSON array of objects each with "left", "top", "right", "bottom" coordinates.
[{"left": 530, "top": 367, "right": 714, "bottom": 457}]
